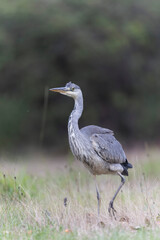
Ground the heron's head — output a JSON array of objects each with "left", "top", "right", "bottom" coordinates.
[{"left": 49, "top": 82, "right": 82, "bottom": 99}]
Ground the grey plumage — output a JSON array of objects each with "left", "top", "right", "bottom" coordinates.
[
  {"left": 50, "top": 82, "right": 132, "bottom": 217},
  {"left": 90, "top": 133, "right": 126, "bottom": 164}
]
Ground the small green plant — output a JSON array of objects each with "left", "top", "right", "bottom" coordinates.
[{"left": 0, "top": 173, "right": 25, "bottom": 199}]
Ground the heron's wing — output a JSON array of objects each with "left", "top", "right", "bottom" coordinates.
[
  {"left": 80, "top": 125, "right": 114, "bottom": 137},
  {"left": 90, "top": 133, "right": 126, "bottom": 164}
]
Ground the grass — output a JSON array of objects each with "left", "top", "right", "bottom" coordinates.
[{"left": 0, "top": 148, "right": 160, "bottom": 239}]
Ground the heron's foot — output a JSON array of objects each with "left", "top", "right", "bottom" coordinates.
[{"left": 108, "top": 201, "right": 117, "bottom": 220}]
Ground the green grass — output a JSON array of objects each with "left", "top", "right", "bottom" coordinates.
[{"left": 0, "top": 148, "right": 160, "bottom": 239}]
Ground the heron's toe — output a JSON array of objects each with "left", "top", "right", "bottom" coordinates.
[{"left": 108, "top": 201, "right": 117, "bottom": 219}]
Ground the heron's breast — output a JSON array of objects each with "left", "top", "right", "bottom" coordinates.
[{"left": 68, "top": 131, "right": 90, "bottom": 159}]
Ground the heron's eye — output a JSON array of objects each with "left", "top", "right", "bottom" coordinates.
[{"left": 71, "top": 87, "right": 75, "bottom": 91}]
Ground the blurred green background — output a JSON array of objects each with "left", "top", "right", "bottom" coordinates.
[{"left": 0, "top": 0, "right": 160, "bottom": 151}]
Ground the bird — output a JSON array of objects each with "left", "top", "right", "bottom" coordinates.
[{"left": 49, "top": 82, "right": 132, "bottom": 218}]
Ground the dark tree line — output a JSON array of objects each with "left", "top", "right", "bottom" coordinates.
[{"left": 0, "top": 0, "right": 160, "bottom": 150}]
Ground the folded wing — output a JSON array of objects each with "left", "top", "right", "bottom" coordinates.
[{"left": 90, "top": 133, "right": 126, "bottom": 164}]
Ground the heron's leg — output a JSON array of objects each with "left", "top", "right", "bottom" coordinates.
[
  {"left": 108, "top": 172, "right": 125, "bottom": 219},
  {"left": 94, "top": 176, "right": 101, "bottom": 216}
]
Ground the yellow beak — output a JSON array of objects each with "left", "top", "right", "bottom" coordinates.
[{"left": 49, "top": 87, "right": 68, "bottom": 94}]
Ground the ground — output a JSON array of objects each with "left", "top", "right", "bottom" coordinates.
[{"left": 0, "top": 147, "right": 160, "bottom": 239}]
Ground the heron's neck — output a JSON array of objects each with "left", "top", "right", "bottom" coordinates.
[
  {"left": 73, "top": 96, "right": 83, "bottom": 121},
  {"left": 68, "top": 94, "right": 83, "bottom": 131},
  {"left": 68, "top": 93, "right": 85, "bottom": 158}
]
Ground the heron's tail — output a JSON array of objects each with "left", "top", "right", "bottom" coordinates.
[{"left": 121, "top": 159, "right": 133, "bottom": 176}]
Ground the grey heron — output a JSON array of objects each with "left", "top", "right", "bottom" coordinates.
[{"left": 50, "top": 82, "right": 132, "bottom": 218}]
